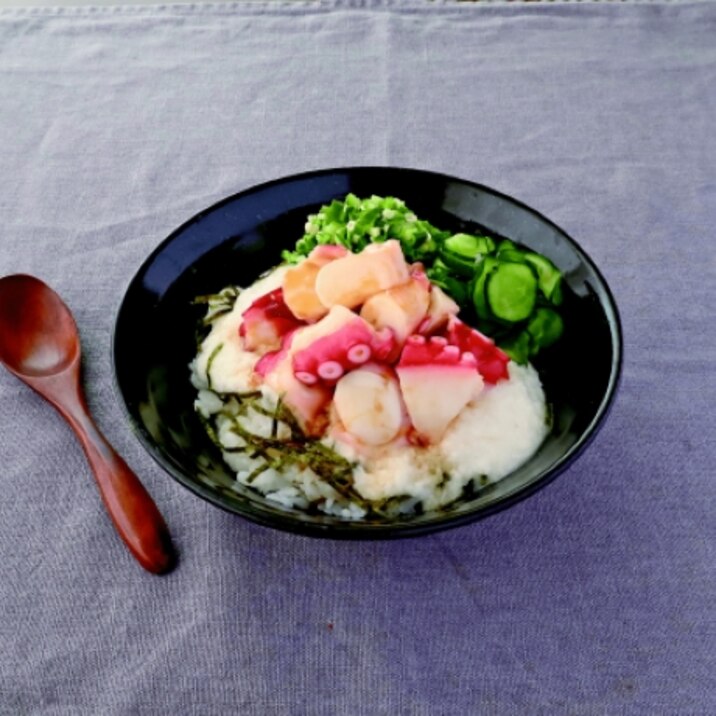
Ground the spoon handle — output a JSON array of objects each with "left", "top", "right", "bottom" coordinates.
[{"left": 57, "top": 388, "right": 176, "bottom": 575}]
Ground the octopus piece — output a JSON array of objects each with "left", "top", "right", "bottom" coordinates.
[
  {"left": 290, "top": 305, "right": 397, "bottom": 386},
  {"left": 314, "top": 239, "right": 410, "bottom": 310},
  {"left": 417, "top": 285, "right": 460, "bottom": 335},
  {"left": 445, "top": 317, "right": 510, "bottom": 384},
  {"left": 359, "top": 275, "right": 431, "bottom": 344},
  {"left": 239, "top": 288, "right": 305, "bottom": 354},
  {"left": 254, "top": 330, "right": 296, "bottom": 379},
  {"left": 258, "top": 348, "right": 332, "bottom": 438},
  {"left": 333, "top": 364, "right": 408, "bottom": 446},
  {"left": 409, "top": 263, "right": 431, "bottom": 290},
  {"left": 396, "top": 334, "right": 484, "bottom": 444},
  {"left": 282, "top": 245, "right": 348, "bottom": 321}
]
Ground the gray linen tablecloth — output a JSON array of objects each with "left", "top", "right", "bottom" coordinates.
[{"left": 1, "top": 1, "right": 715, "bottom": 713}]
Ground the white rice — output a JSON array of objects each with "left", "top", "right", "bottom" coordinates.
[{"left": 190, "top": 266, "right": 549, "bottom": 519}]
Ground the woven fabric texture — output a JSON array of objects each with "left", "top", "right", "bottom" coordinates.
[{"left": 0, "top": 2, "right": 714, "bottom": 713}]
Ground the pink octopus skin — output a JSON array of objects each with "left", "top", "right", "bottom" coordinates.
[
  {"left": 309, "top": 244, "right": 349, "bottom": 262},
  {"left": 445, "top": 318, "right": 510, "bottom": 384},
  {"left": 397, "top": 334, "right": 479, "bottom": 369},
  {"left": 239, "top": 288, "right": 305, "bottom": 353},
  {"left": 254, "top": 331, "right": 332, "bottom": 436},
  {"left": 291, "top": 317, "right": 397, "bottom": 386},
  {"left": 396, "top": 335, "right": 484, "bottom": 445},
  {"left": 409, "top": 264, "right": 431, "bottom": 290},
  {"left": 254, "top": 330, "right": 297, "bottom": 378}
]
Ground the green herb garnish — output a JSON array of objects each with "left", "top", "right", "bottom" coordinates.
[
  {"left": 196, "top": 389, "right": 367, "bottom": 509},
  {"left": 193, "top": 286, "right": 241, "bottom": 325},
  {"left": 204, "top": 342, "right": 223, "bottom": 390},
  {"left": 282, "top": 193, "right": 449, "bottom": 265}
]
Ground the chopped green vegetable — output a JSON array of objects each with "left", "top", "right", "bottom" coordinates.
[
  {"left": 497, "top": 248, "right": 529, "bottom": 265},
  {"left": 446, "top": 233, "right": 496, "bottom": 258},
  {"left": 526, "top": 308, "right": 564, "bottom": 350},
  {"left": 427, "top": 258, "right": 469, "bottom": 305},
  {"left": 282, "top": 193, "right": 448, "bottom": 265},
  {"left": 471, "top": 256, "right": 499, "bottom": 320},
  {"left": 499, "top": 330, "right": 532, "bottom": 364},
  {"left": 486, "top": 263, "right": 537, "bottom": 323},
  {"left": 523, "top": 252, "right": 563, "bottom": 305},
  {"left": 496, "top": 239, "right": 518, "bottom": 255},
  {"left": 439, "top": 233, "right": 496, "bottom": 276},
  {"left": 498, "top": 308, "right": 564, "bottom": 364}
]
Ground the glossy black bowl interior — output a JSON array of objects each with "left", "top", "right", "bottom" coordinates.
[{"left": 113, "top": 167, "right": 622, "bottom": 538}]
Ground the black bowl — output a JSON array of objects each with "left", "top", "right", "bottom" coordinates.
[{"left": 113, "top": 167, "right": 622, "bottom": 539}]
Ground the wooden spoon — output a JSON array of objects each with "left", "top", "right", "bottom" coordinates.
[{"left": 0, "top": 274, "right": 176, "bottom": 574}]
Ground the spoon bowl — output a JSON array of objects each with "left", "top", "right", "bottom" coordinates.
[
  {"left": 0, "top": 274, "right": 176, "bottom": 574},
  {"left": 0, "top": 274, "right": 79, "bottom": 377}
]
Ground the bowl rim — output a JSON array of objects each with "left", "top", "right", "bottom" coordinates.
[{"left": 111, "top": 165, "right": 623, "bottom": 539}]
